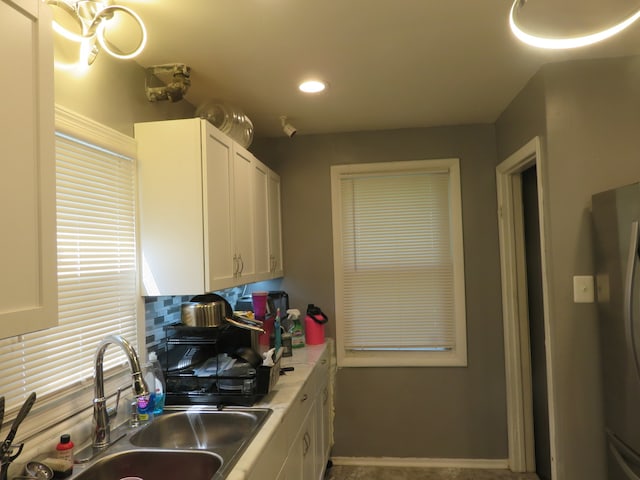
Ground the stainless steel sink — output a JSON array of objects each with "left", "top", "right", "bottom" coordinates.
[
  {"left": 70, "top": 407, "right": 272, "bottom": 480},
  {"left": 73, "top": 450, "right": 222, "bottom": 480},
  {"left": 130, "top": 409, "right": 267, "bottom": 449}
]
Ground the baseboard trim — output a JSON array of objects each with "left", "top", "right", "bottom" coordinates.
[{"left": 331, "top": 456, "right": 510, "bottom": 470}]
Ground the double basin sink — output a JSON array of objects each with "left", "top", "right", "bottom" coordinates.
[{"left": 71, "top": 407, "right": 271, "bottom": 480}]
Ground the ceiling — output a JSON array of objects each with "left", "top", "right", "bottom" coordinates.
[{"left": 121, "top": 0, "right": 640, "bottom": 138}]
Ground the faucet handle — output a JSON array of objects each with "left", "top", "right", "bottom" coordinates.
[
  {"left": 106, "top": 386, "right": 125, "bottom": 419},
  {"left": 129, "top": 400, "right": 140, "bottom": 427}
]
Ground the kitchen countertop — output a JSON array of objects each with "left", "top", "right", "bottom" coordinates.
[{"left": 225, "top": 341, "right": 333, "bottom": 479}]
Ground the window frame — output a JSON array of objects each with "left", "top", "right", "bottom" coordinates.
[{"left": 330, "top": 158, "right": 467, "bottom": 367}]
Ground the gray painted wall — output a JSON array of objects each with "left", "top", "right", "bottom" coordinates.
[
  {"left": 55, "top": 55, "right": 195, "bottom": 135},
  {"left": 495, "top": 55, "right": 640, "bottom": 479},
  {"left": 253, "top": 126, "right": 509, "bottom": 459}
]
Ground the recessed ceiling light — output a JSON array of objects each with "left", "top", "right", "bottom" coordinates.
[{"left": 298, "top": 80, "right": 326, "bottom": 93}]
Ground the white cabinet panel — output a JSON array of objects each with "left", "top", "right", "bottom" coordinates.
[
  {"left": 203, "top": 124, "right": 236, "bottom": 288},
  {"left": 232, "top": 146, "right": 257, "bottom": 283},
  {"left": 136, "top": 119, "right": 212, "bottom": 295},
  {"left": 268, "top": 171, "right": 284, "bottom": 277},
  {"left": 0, "top": 0, "right": 57, "bottom": 338},
  {"left": 253, "top": 160, "right": 270, "bottom": 280}
]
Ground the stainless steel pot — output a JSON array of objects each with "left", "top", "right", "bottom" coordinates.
[{"left": 181, "top": 294, "right": 264, "bottom": 333}]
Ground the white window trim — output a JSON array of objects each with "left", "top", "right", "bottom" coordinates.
[{"left": 331, "top": 158, "right": 467, "bottom": 367}]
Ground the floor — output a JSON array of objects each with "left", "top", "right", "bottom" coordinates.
[{"left": 325, "top": 465, "right": 540, "bottom": 480}]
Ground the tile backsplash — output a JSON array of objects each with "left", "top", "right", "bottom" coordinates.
[
  {"left": 143, "top": 287, "right": 244, "bottom": 353},
  {"left": 143, "top": 295, "right": 191, "bottom": 353}
]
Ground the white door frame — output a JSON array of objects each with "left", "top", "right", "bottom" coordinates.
[{"left": 496, "top": 137, "right": 558, "bottom": 477}]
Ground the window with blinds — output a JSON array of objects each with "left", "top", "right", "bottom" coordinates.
[
  {"left": 0, "top": 106, "right": 139, "bottom": 437},
  {"left": 331, "top": 159, "right": 467, "bottom": 367}
]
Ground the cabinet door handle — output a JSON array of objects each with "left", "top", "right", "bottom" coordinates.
[
  {"left": 232, "top": 255, "right": 239, "bottom": 276},
  {"left": 302, "top": 431, "right": 311, "bottom": 456},
  {"left": 624, "top": 221, "right": 640, "bottom": 380},
  {"left": 238, "top": 254, "right": 244, "bottom": 275}
]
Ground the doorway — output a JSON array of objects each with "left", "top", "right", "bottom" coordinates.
[
  {"left": 522, "top": 165, "right": 551, "bottom": 480},
  {"left": 496, "top": 137, "right": 557, "bottom": 479}
]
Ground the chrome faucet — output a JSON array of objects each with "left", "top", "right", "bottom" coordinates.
[{"left": 92, "top": 335, "right": 149, "bottom": 449}]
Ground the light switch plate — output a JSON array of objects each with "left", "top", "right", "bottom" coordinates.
[{"left": 573, "top": 275, "right": 595, "bottom": 303}]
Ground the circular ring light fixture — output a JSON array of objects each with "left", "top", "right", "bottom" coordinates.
[
  {"left": 47, "top": 0, "right": 146, "bottom": 67},
  {"left": 94, "top": 5, "right": 147, "bottom": 60},
  {"left": 509, "top": 0, "right": 640, "bottom": 49}
]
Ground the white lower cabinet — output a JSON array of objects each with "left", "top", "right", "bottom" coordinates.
[
  {"left": 247, "top": 350, "right": 332, "bottom": 480},
  {"left": 245, "top": 417, "right": 288, "bottom": 479},
  {"left": 272, "top": 394, "right": 327, "bottom": 480}
]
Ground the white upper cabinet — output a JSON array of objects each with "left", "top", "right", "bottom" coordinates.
[
  {"left": 0, "top": 0, "right": 57, "bottom": 338},
  {"left": 135, "top": 118, "right": 283, "bottom": 296}
]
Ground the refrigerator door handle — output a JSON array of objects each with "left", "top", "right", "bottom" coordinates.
[
  {"left": 609, "top": 430, "right": 640, "bottom": 480},
  {"left": 624, "top": 221, "right": 640, "bottom": 380}
]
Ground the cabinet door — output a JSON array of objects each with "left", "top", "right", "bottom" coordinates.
[
  {"left": 245, "top": 420, "right": 288, "bottom": 480},
  {"left": 281, "top": 440, "right": 303, "bottom": 480},
  {"left": 321, "top": 382, "right": 332, "bottom": 462},
  {"left": 267, "top": 170, "right": 284, "bottom": 277},
  {"left": 281, "top": 418, "right": 312, "bottom": 480},
  {"left": 313, "top": 382, "right": 332, "bottom": 478},
  {"left": 232, "top": 146, "right": 256, "bottom": 282},
  {"left": 302, "top": 407, "right": 317, "bottom": 480},
  {"left": 203, "top": 123, "right": 236, "bottom": 290},
  {"left": 0, "top": 0, "right": 57, "bottom": 338},
  {"left": 252, "top": 159, "right": 270, "bottom": 280}
]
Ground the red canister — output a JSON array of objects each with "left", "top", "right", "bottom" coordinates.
[{"left": 304, "top": 304, "right": 329, "bottom": 345}]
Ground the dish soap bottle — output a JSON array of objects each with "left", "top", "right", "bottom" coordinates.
[
  {"left": 136, "top": 393, "right": 153, "bottom": 424},
  {"left": 146, "top": 351, "right": 166, "bottom": 416}
]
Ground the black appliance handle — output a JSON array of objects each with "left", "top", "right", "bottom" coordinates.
[{"left": 624, "top": 221, "right": 640, "bottom": 381}]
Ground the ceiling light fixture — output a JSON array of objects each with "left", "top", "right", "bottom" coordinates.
[
  {"left": 298, "top": 80, "right": 326, "bottom": 93},
  {"left": 47, "top": 0, "right": 147, "bottom": 68},
  {"left": 509, "top": 0, "right": 640, "bottom": 49}
]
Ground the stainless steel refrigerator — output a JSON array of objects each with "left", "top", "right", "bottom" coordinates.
[{"left": 593, "top": 182, "right": 640, "bottom": 479}]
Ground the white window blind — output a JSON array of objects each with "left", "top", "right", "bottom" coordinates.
[
  {"left": 0, "top": 106, "right": 138, "bottom": 435},
  {"left": 331, "top": 159, "right": 467, "bottom": 367}
]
